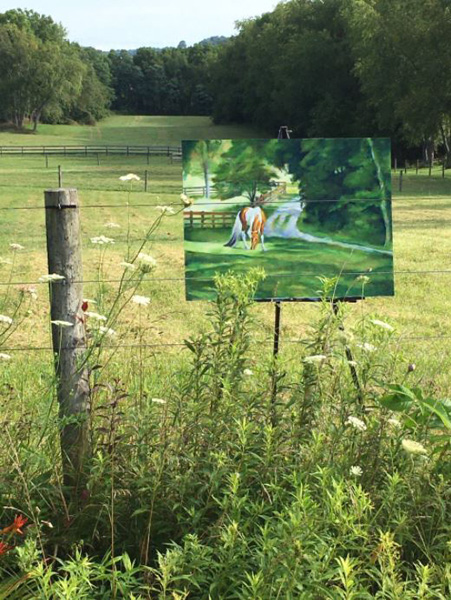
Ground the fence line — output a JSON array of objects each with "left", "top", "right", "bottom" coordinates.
[
  {"left": 0, "top": 144, "right": 181, "bottom": 156},
  {"left": 2, "top": 269, "right": 451, "bottom": 288},
  {"left": 1, "top": 334, "right": 450, "bottom": 354}
]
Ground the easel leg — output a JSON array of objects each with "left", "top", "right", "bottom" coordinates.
[
  {"left": 332, "top": 301, "right": 363, "bottom": 402},
  {"left": 270, "top": 302, "right": 282, "bottom": 425}
]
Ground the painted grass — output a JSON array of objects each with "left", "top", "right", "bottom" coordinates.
[{"left": 0, "top": 118, "right": 450, "bottom": 395}]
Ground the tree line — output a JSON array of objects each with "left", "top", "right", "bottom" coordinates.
[
  {"left": 1, "top": 1, "right": 451, "bottom": 162},
  {"left": 210, "top": 0, "right": 451, "bottom": 163}
]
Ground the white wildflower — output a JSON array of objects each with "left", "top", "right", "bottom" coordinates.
[
  {"left": 347, "top": 360, "right": 358, "bottom": 367},
  {"left": 39, "top": 273, "right": 65, "bottom": 283},
  {"left": 85, "top": 311, "right": 107, "bottom": 322},
  {"left": 20, "top": 285, "right": 38, "bottom": 300},
  {"left": 350, "top": 465, "right": 363, "bottom": 477},
  {"left": 119, "top": 173, "right": 140, "bottom": 181},
  {"left": 82, "top": 298, "right": 97, "bottom": 304},
  {"left": 388, "top": 418, "right": 401, "bottom": 428},
  {"left": 370, "top": 319, "right": 394, "bottom": 332},
  {"left": 243, "top": 368, "right": 253, "bottom": 376},
  {"left": 156, "top": 205, "right": 175, "bottom": 215},
  {"left": 0, "top": 353, "right": 11, "bottom": 360},
  {"left": 90, "top": 235, "right": 115, "bottom": 245},
  {"left": 402, "top": 439, "right": 427, "bottom": 455},
  {"left": 105, "top": 222, "right": 121, "bottom": 229},
  {"left": 0, "top": 315, "right": 13, "bottom": 325},
  {"left": 303, "top": 354, "right": 327, "bottom": 364},
  {"left": 132, "top": 295, "right": 150, "bottom": 306},
  {"left": 99, "top": 326, "right": 116, "bottom": 336},
  {"left": 138, "top": 253, "right": 157, "bottom": 267},
  {"left": 151, "top": 398, "right": 166, "bottom": 405},
  {"left": 356, "top": 342, "right": 377, "bottom": 353},
  {"left": 346, "top": 416, "right": 367, "bottom": 432},
  {"left": 120, "top": 262, "right": 136, "bottom": 270},
  {"left": 356, "top": 275, "right": 370, "bottom": 284},
  {"left": 51, "top": 320, "right": 73, "bottom": 328},
  {"left": 9, "top": 243, "right": 24, "bottom": 251}
]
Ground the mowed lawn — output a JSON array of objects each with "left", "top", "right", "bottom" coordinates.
[{"left": 0, "top": 116, "right": 451, "bottom": 393}]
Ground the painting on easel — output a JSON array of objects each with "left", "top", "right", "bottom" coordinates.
[{"left": 182, "top": 138, "right": 394, "bottom": 301}]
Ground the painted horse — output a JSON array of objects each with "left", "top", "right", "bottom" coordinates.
[{"left": 224, "top": 206, "right": 267, "bottom": 251}]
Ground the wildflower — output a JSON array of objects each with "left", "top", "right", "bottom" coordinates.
[
  {"left": 370, "top": 319, "right": 394, "bottom": 332},
  {"left": 346, "top": 416, "right": 367, "bottom": 431},
  {"left": 0, "top": 353, "right": 11, "bottom": 360},
  {"left": 356, "top": 342, "right": 376, "bottom": 353},
  {"left": 0, "top": 315, "right": 13, "bottom": 325},
  {"left": 138, "top": 252, "right": 157, "bottom": 266},
  {"left": 132, "top": 295, "right": 150, "bottom": 306},
  {"left": 156, "top": 205, "right": 175, "bottom": 215},
  {"left": 2, "top": 514, "right": 28, "bottom": 535},
  {"left": 120, "top": 261, "right": 136, "bottom": 270},
  {"left": 19, "top": 285, "right": 38, "bottom": 300},
  {"left": 9, "top": 243, "right": 24, "bottom": 251},
  {"left": 105, "top": 222, "right": 121, "bottom": 229},
  {"left": 119, "top": 173, "right": 140, "bottom": 181},
  {"left": 84, "top": 311, "right": 107, "bottom": 322},
  {"left": 388, "top": 417, "right": 401, "bottom": 428},
  {"left": 180, "top": 193, "right": 193, "bottom": 207},
  {"left": 38, "top": 273, "right": 65, "bottom": 283},
  {"left": 51, "top": 320, "right": 73, "bottom": 328},
  {"left": 303, "top": 354, "right": 327, "bottom": 364},
  {"left": 356, "top": 275, "right": 370, "bottom": 284},
  {"left": 402, "top": 439, "right": 427, "bottom": 455},
  {"left": 0, "top": 542, "right": 11, "bottom": 555},
  {"left": 151, "top": 398, "right": 166, "bottom": 405},
  {"left": 90, "top": 235, "right": 115, "bottom": 245},
  {"left": 243, "top": 368, "right": 253, "bottom": 376},
  {"left": 350, "top": 466, "right": 363, "bottom": 477},
  {"left": 99, "top": 326, "right": 116, "bottom": 336},
  {"left": 347, "top": 360, "right": 358, "bottom": 367}
]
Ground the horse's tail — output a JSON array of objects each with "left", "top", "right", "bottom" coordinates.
[{"left": 224, "top": 212, "right": 243, "bottom": 247}]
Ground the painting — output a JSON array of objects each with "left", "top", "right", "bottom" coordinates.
[{"left": 182, "top": 138, "right": 394, "bottom": 301}]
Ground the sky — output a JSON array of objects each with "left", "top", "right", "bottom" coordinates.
[{"left": 0, "top": 0, "right": 281, "bottom": 49}]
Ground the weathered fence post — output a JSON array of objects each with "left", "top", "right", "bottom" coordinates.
[
  {"left": 44, "top": 188, "right": 90, "bottom": 492},
  {"left": 399, "top": 170, "right": 403, "bottom": 192},
  {"left": 58, "top": 165, "right": 62, "bottom": 187},
  {"left": 144, "top": 169, "right": 148, "bottom": 192}
]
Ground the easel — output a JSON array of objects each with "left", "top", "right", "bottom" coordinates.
[{"left": 257, "top": 126, "right": 363, "bottom": 422}]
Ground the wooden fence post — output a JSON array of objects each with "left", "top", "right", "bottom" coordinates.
[
  {"left": 144, "top": 169, "right": 148, "bottom": 192},
  {"left": 44, "top": 188, "right": 90, "bottom": 492},
  {"left": 58, "top": 165, "right": 62, "bottom": 187},
  {"left": 399, "top": 170, "right": 403, "bottom": 192}
]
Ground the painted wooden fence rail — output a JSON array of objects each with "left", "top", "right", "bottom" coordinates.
[
  {"left": 0, "top": 144, "right": 182, "bottom": 156},
  {"left": 184, "top": 211, "right": 235, "bottom": 228}
]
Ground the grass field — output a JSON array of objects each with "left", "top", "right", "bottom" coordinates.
[
  {"left": 1, "top": 117, "right": 451, "bottom": 596},
  {"left": 0, "top": 118, "right": 450, "bottom": 387}
]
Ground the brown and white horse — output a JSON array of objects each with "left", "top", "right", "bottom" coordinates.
[{"left": 224, "top": 206, "right": 267, "bottom": 251}]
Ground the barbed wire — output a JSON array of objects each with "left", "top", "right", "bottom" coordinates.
[
  {"left": 0, "top": 334, "right": 449, "bottom": 353},
  {"left": 1, "top": 268, "right": 451, "bottom": 288},
  {"left": 1, "top": 194, "right": 451, "bottom": 211}
]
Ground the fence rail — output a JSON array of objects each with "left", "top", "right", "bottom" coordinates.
[
  {"left": 0, "top": 144, "right": 182, "bottom": 157},
  {"left": 184, "top": 210, "right": 235, "bottom": 228}
]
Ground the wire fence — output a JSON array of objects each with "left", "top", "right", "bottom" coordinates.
[{"left": 1, "top": 157, "right": 451, "bottom": 359}]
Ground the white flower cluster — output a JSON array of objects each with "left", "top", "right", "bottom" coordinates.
[
  {"left": 91, "top": 235, "right": 115, "bottom": 245},
  {"left": 0, "top": 315, "right": 13, "bottom": 325},
  {"left": 119, "top": 173, "right": 140, "bottom": 181},
  {"left": 132, "top": 295, "right": 150, "bottom": 306},
  {"left": 346, "top": 416, "right": 367, "bottom": 432},
  {"left": 156, "top": 205, "right": 175, "bottom": 215}
]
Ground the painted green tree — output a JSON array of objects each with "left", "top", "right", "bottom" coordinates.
[
  {"left": 212, "top": 140, "right": 279, "bottom": 205},
  {"left": 275, "top": 138, "right": 392, "bottom": 247}
]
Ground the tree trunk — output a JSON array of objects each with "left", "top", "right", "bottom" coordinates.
[
  {"left": 32, "top": 110, "right": 41, "bottom": 132},
  {"left": 367, "top": 138, "right": 392, "bottom": 247}
]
